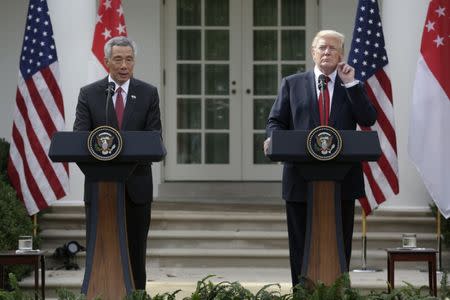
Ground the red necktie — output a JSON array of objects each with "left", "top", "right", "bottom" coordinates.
[
  {"left": 318, "top": 76, "right": 331, "bottom": 126},
  {"left": 115, "top": 87, "right": 124, "bottom": 129}
]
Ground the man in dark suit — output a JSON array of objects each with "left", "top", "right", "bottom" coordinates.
[
  {"left": 73, "top": 36, "right": 162, "bottom": 290},
  {"left": 264, "top": 30, "right": 377, "bottom": 287}
]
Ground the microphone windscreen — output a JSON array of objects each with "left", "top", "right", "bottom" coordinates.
[
  {"left": 318, "top": 74, "right": 327, "bottom": 89},
  {"left": 105, "top": 81, "right": 116, "bottom": 94}
]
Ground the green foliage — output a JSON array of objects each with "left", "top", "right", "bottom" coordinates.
[
  {"left": 2, "top": 271, "right": 450, "bottom": 300},
  {"left": 55, "top": 287, "right": 87, "bottom": 300},
  {"left": 0, "top": 273, "right": 33, "bottom": 300},
  {"left": 289, "top": 274, "right": 365, "bottom": 300},
  {"left": 440, "top": 272, "right": 450, "bottom": 299},
  {"left": 0, "top": 138, "right": 10, "bottom": 183},
  {"left": 364, "top": 283, "right": 436, "bottom": 300},
  {"left": 141, "top": 290, "right": 180, "bottom": 300},
  {"left": 0, "top": 181, "right": 34, "bottom": 251},
  {"left": 186, "top": 275, "right": 254, "bottom": 300},
  {"left": 0, "top": 182, "right": 36, "bottom": 282},
  {"left": 0, "top": 138, "right": 36, "bottom": 282}
]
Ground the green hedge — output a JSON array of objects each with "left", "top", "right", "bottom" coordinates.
[
  {"left": 0, "top": 138, "right": 35, "bottom": 283},
  {"left": 0, "top": 137, "right": 10, "bottom": 183}
]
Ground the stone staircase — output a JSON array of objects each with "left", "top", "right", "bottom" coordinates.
[
  {"left": 18, "top": 182, "right": 447, "bottom": 298},
  {"left": 39, "top": 201, "right": 438, "bottom": 270}
]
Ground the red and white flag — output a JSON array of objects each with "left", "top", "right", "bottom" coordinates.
[
  {"left": 409, "top": 0, "right": 450, "bottom": 218},
  {"left": 348, "top": 0, "right": 399, "bottom": 215},
  {"left": 89, "top": 0, "right": 127, "bottom": 80},
  {"left": 7, "top": 0, "right": 69, "bottom": 215}
]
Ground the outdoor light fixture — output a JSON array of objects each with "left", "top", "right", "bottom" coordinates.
[
  {"left": 66, "top": 240, "right": 86, "bottom": 256},
  {"left": 53, "top": 240, "right": 86, "bottom": 270}
]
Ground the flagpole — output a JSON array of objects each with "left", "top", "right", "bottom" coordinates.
[
  {"left": 437, "top": 211, "right": 442, "bottom": 272},
  {"left": 33, "top": 214, "right": 37, "bottom": 238},
  {"left": 352, "top": 210, "right": 381, "bottom": 273}
]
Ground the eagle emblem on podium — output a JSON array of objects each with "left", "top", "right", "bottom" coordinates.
[
  {"left": 87, "top": 126, "right": 123, "bottom": 161},
  {"left": 307, "top": 126, "right": 342, "bottom": 161}
]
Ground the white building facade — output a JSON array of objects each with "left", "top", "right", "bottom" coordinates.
[{"left": 0, "top": 0, "right": 431, "bottom": 211}]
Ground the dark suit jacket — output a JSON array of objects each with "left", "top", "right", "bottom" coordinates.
[
  {"left": 73, "top": 76, "right": 162, "bottom": 204},
  {"left": 266, "top": 70, "right": 377, "bottom": 202}
]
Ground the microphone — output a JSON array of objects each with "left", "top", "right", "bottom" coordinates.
[
  {"left": 318, "top": 74, "right": 327, "bottom": 90},
  {"left": 105, "top": 82, "right": 115, "bottom": 126},
  {"left": 318, "top": 74, "right": 327, "bottom": 126}
]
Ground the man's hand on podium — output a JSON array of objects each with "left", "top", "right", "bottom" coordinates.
[{"left": 263, "top": 137, "right": 271, "bottom": 156}]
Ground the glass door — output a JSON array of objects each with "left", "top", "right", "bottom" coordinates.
[
  {"left": 165, "top": 0, "right": 242, "bottom": 180},
  {"left": 242, "top": 0, "right": 316, "bottom": 179},
  {"left": 164, "top": 0, "right": 317, "bottom": 180}
]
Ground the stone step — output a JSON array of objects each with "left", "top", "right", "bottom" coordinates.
[
  {"left": 39, "top": 206, "right": 435, "bottom": 234},
  {"left": 42, "top": 245, "right": 448, "bottom": 272},
  {"left": 39, "top": 228, "right": 438, "bottom": 251},
  {"left": 17, "top": 198, "right": 446, "bottom": 299}
]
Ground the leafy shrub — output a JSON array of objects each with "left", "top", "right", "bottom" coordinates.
[
  {"left": 0, "top": 273, "right": 33, "bottom": 300},
  {"left": 0, "top": 138, "right": 35, "bottom": 283},
  {"left": 0, "top": 138, "right": 10, "bottom": 183},
  {"left": 1, "top": 272, "right": 450, "bottom": 300}
]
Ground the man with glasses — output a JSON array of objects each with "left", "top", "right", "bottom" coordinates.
[
  {"left": 264, "top": 30, "right": 377, "bottom": 287},
  {"left": 74, "top": 36, "right": 162, "bottom": 290}
]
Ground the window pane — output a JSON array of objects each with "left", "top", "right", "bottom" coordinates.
[
  {"left": 254, "top": 65, "right": 277, "bottom": 95},
  {"left": 281, "top": 64, "right": 305, "bottom": 77},
  {"left": 177, "top": 64, "right": 201, "bottom": 95},
  {"left": 205, "top": 30, "right": 229, "bottom": 60},
  {"left": 282, "top": 30, "right": 305, "bottom": 60},
  {"left": 177, "top": 133, "right": 201, "bottom": 164},
  {"left": 177, "top": 98, "right": 201, "bottom": 129},
  {"left": 254, "top": 30, "right": 278, "bottom": 61},
  {"left": 205, "top": 64, "right": 229, "bottom": 95},
  {"left": 177, "top": 30, "right": 201, "bottom": 60},
  {"left": 206, "top": 133, "right": 229, "bottom": 163},
  {"left": 254, "top": 133, "right": 273, "bottom": 164},
  {"left": 206, "top": 99, "right": 229, "bottom": 129},
  {"left": 282, "top": 0, "right": 305, "bottom": 26},
  {"left": 177, "top": 0, "right": 201, "bottom": 26},
  {"left": 205, "top": 0, "right": 229, "bottom": 26},
  {"left": 254, "top": 0, "right": 277, "bottom": 26},
  {"left": 253, "top": 99, "right": 273, "bottom": 129}
]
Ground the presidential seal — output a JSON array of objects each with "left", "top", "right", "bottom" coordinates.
[
  {"left": 306, "top": 126, "right": 342, "bottom": 161},
  {"left": 87, "top": 126, "right": 123, "bottom": 161}
]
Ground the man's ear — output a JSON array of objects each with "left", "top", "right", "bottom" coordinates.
[
  {"left": 104, "top": 57, "right": 109, "bottom": 66},
  {"left": 310, "top": 47, "right": 315, "bottom": 58}
]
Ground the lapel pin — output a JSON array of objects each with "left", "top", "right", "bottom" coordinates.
[{"left": 131, "top": 95, "right": 136, "bottom": 100}]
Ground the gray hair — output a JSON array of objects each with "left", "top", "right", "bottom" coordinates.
[
  {"left": 104, "top": 36, "right": 137, "bottom": 59},
  {"left": 311, "top": 30, "right": 345, "bottom": 53}
]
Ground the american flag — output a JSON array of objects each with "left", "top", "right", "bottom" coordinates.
[
  {"left": 7, "top": 0, "right": 69, "bottom": 215},
  {"left": 348, "top": 0, "right": 399, "bottom": 215},
  {"left": 91, "top": 0, "right": 127, "bottom": 77}
]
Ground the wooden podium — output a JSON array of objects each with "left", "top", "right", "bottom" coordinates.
[
  {"left": 49, "top": 131, "right": 166, "bottom": 299},
  {"left": 267, "top": 130, "right": 381, "bottom": 285}
]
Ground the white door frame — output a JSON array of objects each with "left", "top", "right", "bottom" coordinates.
[{"left": 164, "top": 0, "right": 317, "bottom": 181}]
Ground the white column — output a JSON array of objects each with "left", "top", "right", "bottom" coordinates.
[
  {"left": 0, "top": 1, "right": 29, "bottom": 141},
  {"left": 47, "top": 0, "right": 96, "bottom": 203},
  {"left": 379, "top": 0, "right": 431, "bottom": 210}
]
